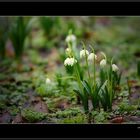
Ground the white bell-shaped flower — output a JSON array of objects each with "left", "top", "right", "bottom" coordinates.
[
  {"left": 112, "top": 64, "right": 119, "bottom": 72},
  {"left": 64, "top": 57, "right": 77, "bottom": 66},
  {"left": 100, "top": 59, "right": 107, "bottom": 68},
  {"left": 88, "top": 53, "right": 97, "bottom": 62},
  {"left": 80, "top": 49, "right": 89, "bottom": 59},
  {"left": 65, "top": 34, "right": 76, "bottom": 44}
]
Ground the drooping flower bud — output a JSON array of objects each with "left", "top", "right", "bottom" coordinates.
[
  {"left": 88, "top": 53, "right": 97, "bottom": 62},
  {"left": 65, "top": 34, "right": 76, "bottom": 44},
  {"left": 112, "top": 64, "right": 119, "bottom": 72},
  {"left": 65, "top": 48, "right": 72, "bottom": 56},
  {"left": 100, "top": 59, "right": 107, "bottom": 68}
]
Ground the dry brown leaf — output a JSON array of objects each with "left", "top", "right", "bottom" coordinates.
[
  {"left": 110, "top": 116, "right": 124, "bottom": 123},
  {"left": 12, "top": 114, "right": 23, "bottom": 124}
]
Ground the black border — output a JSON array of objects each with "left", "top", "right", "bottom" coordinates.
[
  {"left": 0, "top": 0, "right": 140, "bottom": 2},
  {"left": 0, "top": 124, "right": 139, "bottom": 138},
  {"left": 0, "top": 2, "right": 139, "bottom": 15},
  {"left": 0, "top": 2, "right": 140, "bottom": 139}
]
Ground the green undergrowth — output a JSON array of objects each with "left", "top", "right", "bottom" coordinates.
[{"left": 21, "top": 108, "right": 47, "bottom": 123}]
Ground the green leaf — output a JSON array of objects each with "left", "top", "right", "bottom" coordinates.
[
  {"left": 73, "top": 89, "right": 89, "bottom": 113},
  {"left": 98, "top": 80, "right": 108, "bottom": 96},
  {"left": 9, "top": 17, "right": 31, "bottom": 59},
  {"left": 73, "top": 89, "right": 83, "bottom": 101},
  {"left": 137, "top": 60, "right": 140, "bottom": 77},
  {"left": 81, "top": 80, "right": 91, "bottom": 95}
]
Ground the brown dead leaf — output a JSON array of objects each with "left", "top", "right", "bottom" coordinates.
[
  {"left": 56, "top": 102, "right": 70, "bottom": 110},
  {"left": 33, "top": 102, "right": 48, "bottom": 113},
  {"left": 84, "top": 31, "right": 93, "bottom": 39},
  {"left": 12, "top": 114, "right": 23, "bottom": 124},
  {"left": 0, "top": 111, "right": 12, "bottom": 123},
  {"left": 5, "top": 41, "right": 15, "bottom": 58},
  {"left": 124, "top": 116, "right": 140, "bottom": 123},
  {"left": 31, "top": 97, "right": 48, "bottom": 113},
  {"left": 31, "top": 96, "right": 41, "bottom": 103},
  {"left": 110, "top": 116, "right": 124, "bottom": 123},
  {"left": 115, "top": 85, "right": 121, "bottom": 91},
  {"left": 127, "top": 80, "right": 138, "bottom": 87},
  {"left": 54, "top": 98, "right": 71, "bottom": 110}
]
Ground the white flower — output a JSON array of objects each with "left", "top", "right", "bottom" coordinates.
[
  {"left": 88, "top": 53, "right": 97, "bottom": 62},
  {"left": 65, "top": 34, "right": 76, "bottom": 43},
  {"left": 46, "top": 78, "right": 51, "bottom": 84},
  {"left": 65, "top": 48, "right": 72, "bottom": 56},
  {"left": 64, "top": 57, "right": 77, "bottom": 66},
  {"left": 100, "top": 59, "right": 107, "bottom": 68},
  {"left": 112, "top": 64, "right": 119, "bottom": 72},
  {"left": 80, "top": 49, "right": 89, "bottom": 59}
]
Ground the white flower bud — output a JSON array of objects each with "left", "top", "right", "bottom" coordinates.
[
  {"left": 64, "top": 57, "right": 77, "bottom": 66},
  {"left": 100, "top": 59, "right": 107, "bottom": 68},
  {"left": 112, "top": 64, "right": 119, "bottom": 72},
  {"left": 65, "top": 48, "right": 72, "bottom": 56},
  {"left": 65, "top": 34, "right": 76, "bottom": 44},
  {"left": 88, "top": 53, "right": 97, "bottom": 62},
  {"left": 46, "top": 78, "right": 51, "bottom": 84},
  {"left": 80, "top": 49, "right": 89, "bottom": 59}
]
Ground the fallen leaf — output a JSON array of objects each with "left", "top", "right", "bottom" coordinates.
[
  {"left": 56, "top": 102, "right": 70, "bottom": 110},
  {"left": 84, "top": 31, "right": 93, "bottom": 39},
  {"left": 12, "top": 114, "right": 23, "bottom": 123},
  {"left": 110, "top": 116, "right": 124, "bottom": 123},
  {"left": 31, "top": 97, "right": 48, "bottom": 113},
  {"left": 0, "top": 111, "right": 12, "bottom": 123},
  {"left": 5, "top": 41, "right": 15, "bottom": 58},
  {"left": 127, "top": 80, "right": 137, "bottom": 87},
  {"left": 115, "top": 85, "right": 121, "bottom": 91},
  {"left": 124, "top": 116, "right": 140, "bottom": 123}
]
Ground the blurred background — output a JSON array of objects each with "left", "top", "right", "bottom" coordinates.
[{"left": 1, "top": 16, "right": 140, "bottom": 73}]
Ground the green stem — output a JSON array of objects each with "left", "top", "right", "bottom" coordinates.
[
  {"left": 56, "top": 76, "right": 75, "bottom": 80},
  {"left": 93, "top": 54, "right": 96, "bottom": 91},
  {"left": 110, "top": 61, "right": 113, "bottom": 110},
  {"left": 74, "top": 64, "right": 83, "bottom": 91},
  {"left": 85, "top": 54, "right": 91, "bottom": 85},
  {"left": 83, "top": 43, "right": 91, "bottom": 85},
  {"left": 89, "top": 45, "right": 96, "bottom": 91}
]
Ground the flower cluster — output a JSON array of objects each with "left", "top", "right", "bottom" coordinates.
[
  {"left": 79, "top": 49, "right": 119, "bottom": 71},
  {"left": 64, "top": 32, "right": 77, "bottom": 67},
  {"left": 80, "top": 49, "right": 97, "bottom": 63},
  {"left": 63, "top": 32, "right": 121, "bottom": 112},
  {"left": 64, "top": 35, "right": 119, "bottom": 72}
]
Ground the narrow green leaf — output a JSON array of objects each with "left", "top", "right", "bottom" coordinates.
[{"left": 81, "top": 80, "right": 91, "bottom": 95}]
